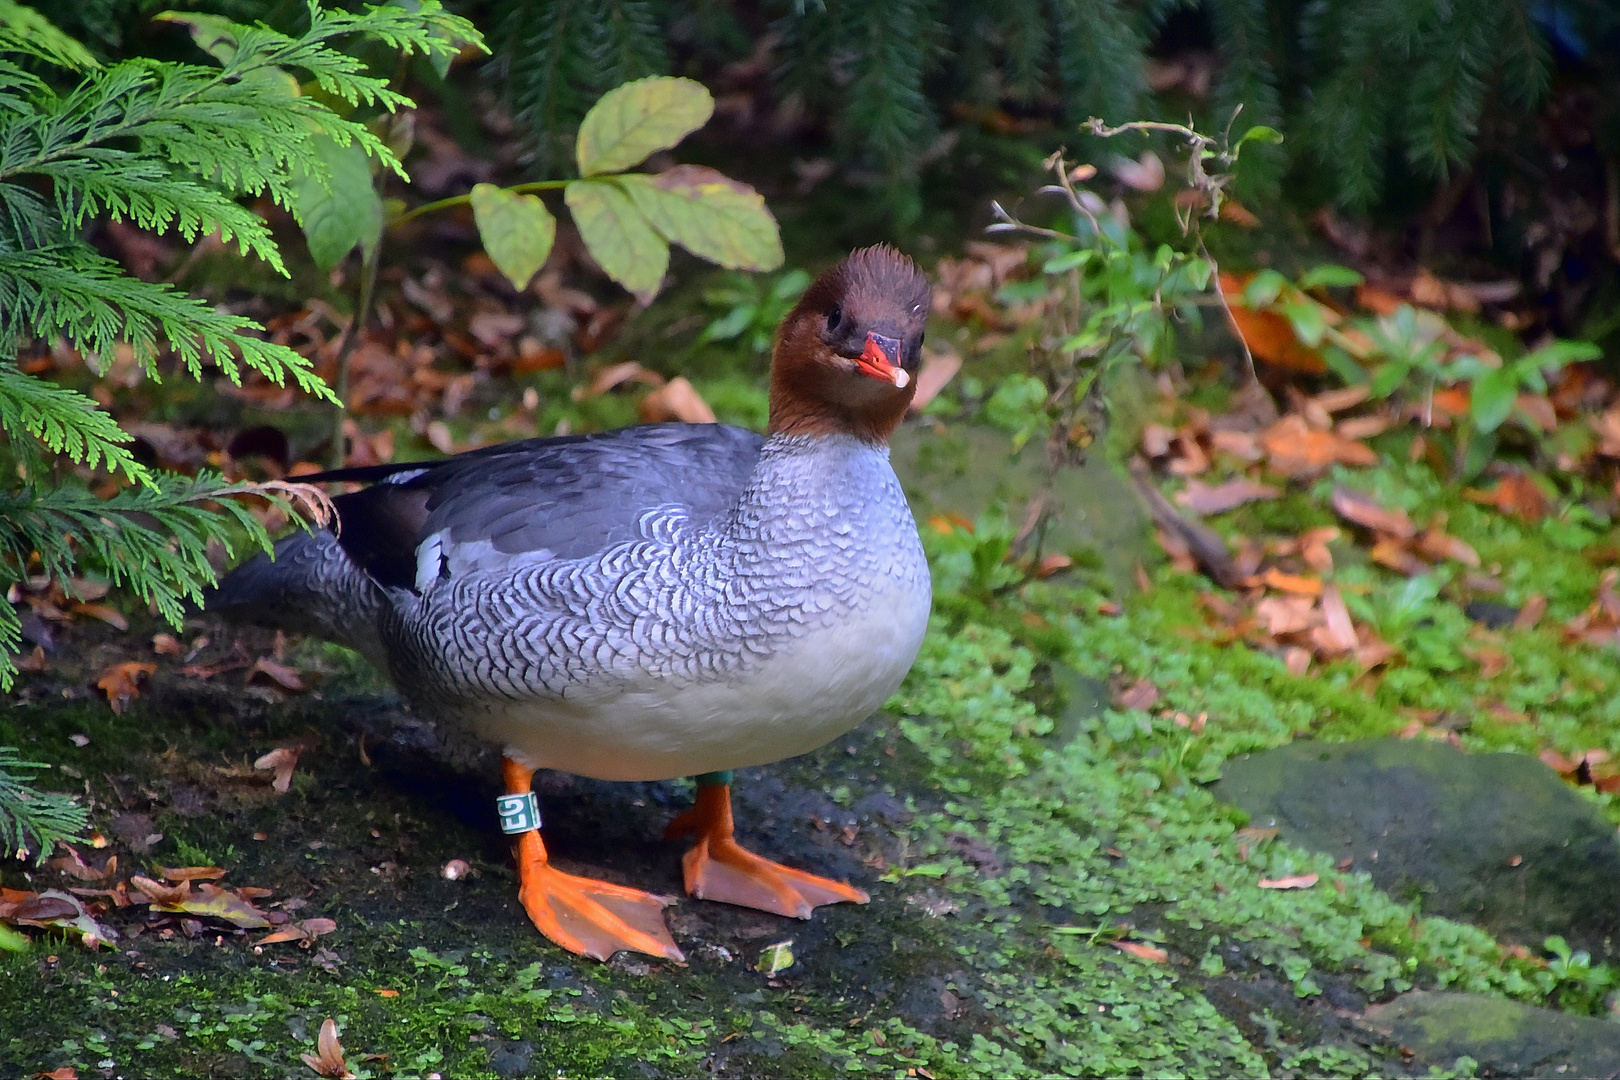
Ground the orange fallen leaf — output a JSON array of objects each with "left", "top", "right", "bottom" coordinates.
[
  {"left": 1464, "top": 472, "right": 1547, "bottom": 522},
  {"left": 1311, "top": 386, "right": 1371, "bottom": 414},
  {"left": 71, "top": 602, "right": 127, "bottom": 630},
  {"left": 302, "top": 1018, "right": 353, "bottom": 1079},
  {"left": 1220, "top": 273, "right": 1326, "bottom": 374},
  {"left": 374, "top": 988, "right": 400, "bottom": 997},
  {"left": 1111, "top": 940, "right": 1170, "bottom": 963},
  {"left": 254, "top": 746, "right": 303, "bottom": 793},
  {"left": 1369, "top": 537, "right": 1429, "bottom": 576},
  {"left": 638, "top": 377, "right": 716, "bottom": 424},
  {"left": 35, "top": 1068, "right": 77, "bottom": 1079},
  {"left": 1258, "top": 873, "right": 1318, "bottom": 890},
  {"left": 1260, "top": 415, "right": 1376, "bottom": 477},
  {"left": 1174, "top": 478, "right": 1281, "bottom": 515},
  {"left": 95, "top": 661, "right": 155, "bottom": 715},
  {"left": 259, "top": 917, "right": 337, "bottom": 946},
  {"left": 151, "top": 633, "right": 182, "bottom": 656},
  {"left": 1331, "top": 487, "right": 1415, "bottom": 537},
  {"left": 1282, "top": 646, "right": 1312, "bottom": 675},
  {"left": 159, "top": 866, "right": 226, "bottom": 882},
  {"left": 1335, "top": 413, "right": 1392, "bottom": 441},
  {"left": 1258, "top": 569, "right": 1323, "bottom": 596},
  {"left": 1297, "top": 527, "right": 1340, "bottom": 573}
]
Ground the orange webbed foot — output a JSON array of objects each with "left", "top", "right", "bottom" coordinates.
[
  {"left": 504, "top": 757, "right": 683, "bottom": 963},
  {"left": 513, "top": 831, "right": 684, "bottom": 962},
  {"left": 665, "top": 782, "right": 868, "bottom": 919}
]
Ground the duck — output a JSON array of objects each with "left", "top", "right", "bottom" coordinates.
[{"left": 211, "top": 245, "right": 933, "bottom": 962}]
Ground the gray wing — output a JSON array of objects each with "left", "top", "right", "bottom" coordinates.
[{"left": 332, "top": 423, "right": 764, "bottom": 591}]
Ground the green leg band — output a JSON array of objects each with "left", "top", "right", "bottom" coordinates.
[{"left": 694, "top": 770, "right": 733, "bottom": 788}]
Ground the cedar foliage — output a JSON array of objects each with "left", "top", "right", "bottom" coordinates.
[
  {"left": 481, "top": 0, "right": 1615, "bottom": 211},
  {"left": 0, "top": 0, "right": 475, "bottom": 855}
]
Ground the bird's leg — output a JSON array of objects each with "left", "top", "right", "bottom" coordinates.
[
  {"left": 501, "top": 756, "right": 683, "bottom": 962},
  {"left": 664, "top": 771, "right": 868, "bottom": 918}
]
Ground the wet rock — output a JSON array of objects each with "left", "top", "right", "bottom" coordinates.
[
  {"left": 889, "top": 422, "right": 1150, "bottom": 589},
  {"left": 1215, "top": 739, "right": 1620, "bottom": 957},
  {"left": 1362, "top": 991, "right": 1620, "bottom": 1077}
]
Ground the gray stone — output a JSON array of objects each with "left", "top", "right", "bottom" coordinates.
[
  {"left": 1214, "top": 739, "right": 1620, "bottom": 957},
  {"left": 889, "top": 422, "right": 1151, "bottom": 590},
  {"left": 1362, "top": 991, "right": 1620, "bottom": 1078}
]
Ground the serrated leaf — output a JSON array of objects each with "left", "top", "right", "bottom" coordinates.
[
  {"left": 616, "top": 167, "right": 781, "bottom": 272},
  {"left": 565, "top": 179, "right": 667, "bottom": 302},
  {"left": 470, "top": 183, "right": 555, "bottom": 290},
  {"left": 291, "top": 134, "right": 383, "bottom": 272},
  {"left": 575, "top": 76, "right": 713, "bottom": 177}
]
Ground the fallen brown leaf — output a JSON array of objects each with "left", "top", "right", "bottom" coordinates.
[
  {"left": 1114, "top": 678, "right": 1160, "bottom": 712},
  {"left": 909, "top": 347, "right": 962, "bottom": 413},
  {"left": 159, "top": 866, "right": 226, "bottom": 882},
  {"left": 638, "top": 377, "right": 716, "bottom": 424},
  {"left": 1464, "top": 473, "right": 1548, "bottom": 522},
  {"left": 71, "top": 602, "right": 127, "bottom": 630},
  {"left": 254, "top": 746, "right": 302, "bottom": 793},
  {"left": 1258, "top": 873, "right": 1318, "bottom": 890},
  {"left": 1260, "top": 415, "right": 1376, "bottom": 477},
  {"left": 151, "top": 633, "right": 182, "bottom": 656},
  {"left": 1174, "top": 478, "right": 1280, "bottom": 515},
  {"left": 248, "top": 657, "right": 306, "bottom": 692},
  {"left": 572, "top": 361, "right": 664, "bottom": 401},
  {"left": 95, "top": 661, "right": 155, "bottom": 715},
  {"left": 1111, "top": 940, "right": 1170, "bottom": 963},
  {"left": 1256, "top": 595, "right": 1319, "bottom": 636},
  {"left": 1512, "top": 594, "right": 1547, "bottom": 631},
  {"left": 1331, "top": 487, "right": 1415, "bottom": 537},
  {"left": 1258, "top": 569, "right": 1323, "bottom": 596},
  {"left": 1312, "top": 586, "right": 1358, "bottom": 655},
  {"left": 259, "top": 917, "right": 338, "bottom": 946},
  {"left": 302, "top": 1018, "right": 353, "bottom": 1079}
]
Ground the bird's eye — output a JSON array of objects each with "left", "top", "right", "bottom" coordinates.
[{"left": 827, "top": 304, "right": 842, "bottom": 331}]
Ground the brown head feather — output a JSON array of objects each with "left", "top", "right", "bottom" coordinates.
[{"left": 767, "top": 245, "right": 931, "bottom": 443}]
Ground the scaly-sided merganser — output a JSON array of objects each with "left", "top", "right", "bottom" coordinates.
[{"left": 212, "top": 245, "right": 932, "bottom": 962}]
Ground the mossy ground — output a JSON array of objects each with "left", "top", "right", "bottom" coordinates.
[{"left": 6, "top": 264, "right": 1618, "bottom": 1077}]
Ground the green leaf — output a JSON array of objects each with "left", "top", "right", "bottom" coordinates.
[
  {"left": 1242, "top": 269, "right": 1289, "bottom": 309},
  {"left": 564, "top": 179, "right": 668, "bottom": 301},
  {"left": 291, "top": 133, "right": 383, "bottom": 272},
  {"left": 575, "top": 76, "right": 714, "bottom": 177},
  {"left": 1519, "top": 339, "right": 1601, "bottom": 373},
  {"left": 1236, "top": 125, "right": 1283, "bottom": 146},
  {"left": 1044, "top": 249, "right": 1092, "bottom": 275},
  {"left": 1298, "top": 265, "right": 1364, "bottom": 290},
  {"left": 1279, "top": 300, "right": 1327, "bottom": 346},
  {"left": 0, "top": 1, "right": 96, "bottom": 70},
  {"left": 616, "top": 166, "right": 782, "bottom": 272},
  {"left": 1469, "top": 365, "right": 1519, "bottom": 433},
  {"left": 470, "top": 183, "right": 556, "bottom": 290}
]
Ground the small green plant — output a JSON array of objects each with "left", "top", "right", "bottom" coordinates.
[
  {"left": 693, "top": 268, "right": 811, "bottom": 357},
  {"left": 1542, "top": 935, "right": 1620, "bottom": 1016},
  {"left": 983, "top": 117, "right": 1274, "bottom": 461}
]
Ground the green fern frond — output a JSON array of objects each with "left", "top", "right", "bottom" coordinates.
[
  {"left": 0, "top": 245, "right": 332, "bottom": 398},
  {"left": 0, "top": 748, "right": 85, "bottom": 863},
  {"left": 0, "top": 471, "right": 289, "bottom": 689},
  {"left": 0, "top": 363, "right": 145, "bottom": 484}
]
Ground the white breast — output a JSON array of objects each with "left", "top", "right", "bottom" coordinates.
[{"left": 472, "top": 572, "right": 931, "bottom": 781}]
